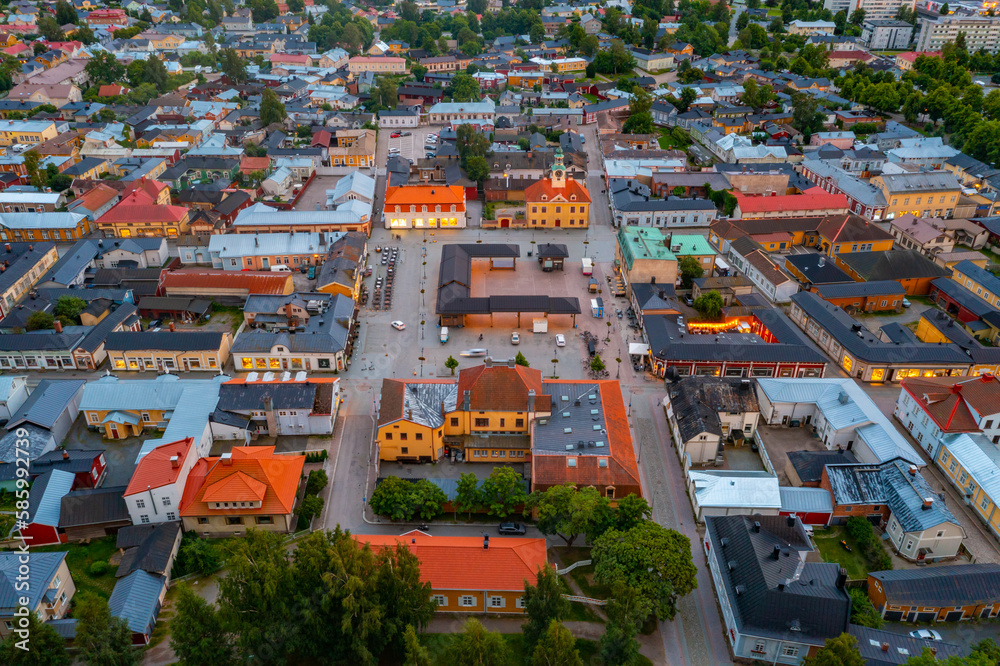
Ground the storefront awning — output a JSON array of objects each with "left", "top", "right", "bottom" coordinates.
[{"left": 629, "top": 343, "right": 650, "bottom": 356}]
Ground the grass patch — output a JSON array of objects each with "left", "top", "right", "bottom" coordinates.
[
  {"left": 0, "top": 489, "right": 17, "bottom": 511},
  {"left": 144, "top": 585, "right": 181, "bottom": 650},
  {"left": 419, "top": 633, "right": 610, "bottom": 665},
  {"left": 582, "top": 93, "right": 600, "bottom": 103},
  {"left": 812, "top": 526, "right": 871, "bottom": 580},
  {"left": 30, "top": 536, "right": 118, "bottom": 600},
  {"left": 206, "top": 302, "right": 244, "bottom": 335},
  {"left": 555, "top": 568, "right": 605, "bottom": 623}
]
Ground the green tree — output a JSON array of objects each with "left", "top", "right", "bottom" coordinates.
[
  {"left": 940, "top": 2, "right": 950, "bottom": 13},
  {"left": 23, "top": 150, "right": 42, "bottom": 189},
  {"left": 736, "top": 12, "right": 750, "bottom": 31},
  {"left": 53, "top": 296, "right": 87, "bottom": 323},
  {"left": 623, "top": 87, "right": 653, "bottom": 134},
  {"left": 86, "top": 51, "right": 126, "bottom": 85},
  {"left": 791, "top": 92, "right": 825, "bottom": 142},
  {"left": 37, "top": 17, "right": 65, "bottom": 42},
  {"left": 0, "top": 611, "right": 70, "bottom": 666},
  {"left": 297, "top": 494, "right": 324, "bottom": 526},
  {"left": 291, "top": 528, "right": 435, "bottom": 663},
  {"left": 514, "top": 351, "right": 530, "bottom": 367},
  {"left": 614, "top": 494, "right": 651, "bottom": 532},
  {"left": 532, "top": 621, "right": 582, "bottom": 666},
  {"left": 804, "top": 633, "right": 865, "bottom": 666},
  {"left": 741, "top": 78, "right": 774, "bottom": 109},
  {"left": 448, "top": 73, "right": 480, "bottom": 102},
  {"left": 75, "top": 594, "right": 141, "bottom": 666},
  {"left": 221, "top": 48, "right": 248, "bottom": 84},
  {"left": 448, "top": 618, "right": 508, "bottom": 666},
  {"left": 402, "top": 625, "right": 432, "bottom": 666},
  {"left": 176, "top": 536, "right": 222, "bottom": 576},
  {"left": 26, "top": 311, "right": 54, "bottom": 331},
  {"left": 590, "top": 354, "right": 605, "bottom": 373},
  {"left": 55, "top": 0, "right": 78, "bottom": 24},
  {"left": 464, "top": 155, "right": 489, "bottom": 183},
  {"left": 593, "top": 521, "right": 698, "bottom": 621},
  {"left": 145, "top": 55, "right": 168, "bottom": 92},
  {"left": 411, "top": 64, "right": 428, "bottom": 81},
  {"left": 599, "top": 583, "right": 652, "bottom": 666},
  {"left": 528, "top": 484, "right": 613, "bottom": 547},
  {"left": 693, "top": 291, "right": 724, "bottom": 319},
  {"left": 371, "top": 77, "right": 398, "bottom": 109},
  {"left": 445, "top": 355, "right": 460, "bottom": 375},
  {"left": 849, "top": 588, "right": 883, "bottom": 629},
  {"left": 522, "top": 567, "right": 570, "bottom": 655},
  {"left": 673, "top": 87, "right": 698, "bottom": 113},
  {"left": 169, "top": 586, "right": 236, "bottom": 666},
  {"left": 679, "top": 256, "right": 704, "bottom": 289},
  {"left": 370, "top": 476, "right": 447, "bottom": 522},
  {"left": 305, "top": 469, "right": 328, "bottom": 496},
  {"left": 480, "top": 466, "right": 527, "bottom": 519},
  {"left": 454, "top": 472, "right": 482, "bottom": 518},
  {"left": 260, "top": 89, "right": 287, "bottom": 126},
  {"left": 849, "top": 8, "right": 866, "bottom": 25}
]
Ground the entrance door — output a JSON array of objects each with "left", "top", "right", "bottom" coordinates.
[
  {"left": 554, "top": 219, "right": 561, "bottom": 227},
  {"left": 262, "top": 257, "right": 270, "bottom": 269}
]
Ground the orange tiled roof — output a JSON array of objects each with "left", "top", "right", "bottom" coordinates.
[
  {"left": 524, "top": 177, "right": 591, "bottom": 204},
  {"left": 179, "top": 446, "right": 304, "bottom": 516},
  {"left": 457, "top": 364, "right": 551, "bottom": 413},
  {"left": 97, "top": 84, "right": 128, "bottom": 97},
  {"left": 160, "top": 269, "right": 293, "bottom": 295},
  {"left": 355, "top": 531, "right": 547, "bottom": 591},
  {"left": 384, "top": 185, "right": 465, "bottom": 207},
  {"left": 124, "top": 438, "right": 194, "bottom": 496},
  {"left": 240, "top": 156, "right": 271, "bottom": 174},
  {"left": 532, "top": 380, "right": 641, "bottom": 494}
]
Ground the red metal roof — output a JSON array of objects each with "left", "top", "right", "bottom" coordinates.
[
  {"left": 160, "top": 269, "right": 293, "bottom": 295},
  {"left": 734, "top": 187, "right": 848, "bottom": 214},
  {"left": 124, "top": 438, "right": 194, "bottom": 496}
]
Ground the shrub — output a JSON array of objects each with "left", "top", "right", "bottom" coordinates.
[
  {"left": 306, "top": 469, "right": 328, "bottom": 496},
  {"left": 88, "top": 561, "right": 110, "bottom": 577}
]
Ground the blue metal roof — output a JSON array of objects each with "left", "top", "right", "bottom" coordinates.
[
  {"left": 0, "top": 551, "right": 66, "bottom": 615},
  {"left": 27, "top": 469, "right": 74, "bottom": 527},
  {"left": 109, "top": 570, "right": 165, "bottom": 636}
]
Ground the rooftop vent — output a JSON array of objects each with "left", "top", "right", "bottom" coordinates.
[
  {"left": 735, "top": 585, "right": 745, "bottom": 596},
  {"left": 595, "top": 441, "right": 605, "bottom": 447},
  {"left": 562, "top": 411, "right": 571, "bottom": 418},
  {"left": 565, "top": 444, "right": 575, "bottom": 451},
  {"left": 563, "top": 427, "right": 572, "bottom": 434}
]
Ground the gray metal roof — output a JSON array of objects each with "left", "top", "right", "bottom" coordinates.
[
  {"left": 217, "top": 382, "right": 317, "bottom": 412},
  {"left": 8, "top": 379, "right": 85, "bottom": 431},
  {"left": 778, "top": 486, "right": 833, "bottom": 514},
  {"left": 0, "top": 242, "right": 56, "bottom": 295},
  {"left": 848, "top": 625, "right": 965, "bottom": 666},
  {"left": 0, "top": 423, "right": 53, "bottom": 464},
  {"left": 104, "top": 331, "right": 225, "bottom": 352},
  {"left": 58, "top": 485, "right": 130, "bottom": 528},
  {"left": 116, "top": 522, "right": 182, "bottom": 578},
  {"left": 534, "top": 382, "right": 609, "bottom": 455},
  {"left": 869, "top": 563, "right": 1000, "bottom": 608},
  {"left": 814, "top": 280, "right": 906, "bottom": 299},
  {"left": 401, "top": 382, "right": 458, "bottom": 429}
]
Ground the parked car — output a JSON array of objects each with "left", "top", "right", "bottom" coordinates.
[
  {"left": 909, "top": 630, "right": 942, "bottom": 642},
  {"left": 425, "top": 151, "right": 436, "bottom": 157},
  {"left": 390, "top": 132, "right": 401, "bottom": 138},
  {"left": 391, "top": 321, "right": 406, "bottom": 330},
  {"left": 147, "top": 319, "right": 162, "bottom": 331},
  {"left": 511, "top": 331, "right": 520, "bottom": 345},
  {"left": 902, "top": 298, "right": 911, "bottom": 308},
  {"left": 400, "top": 131, "right": 412, "bottom": 137},
  {"left": 307, "top": 266, "right": 316, "bottom": 279},
  {"left": 555, "top": 334, "right": 566, "bottom": 347},
  {"left": 498, "top": 522, "right": 526, "bottom": 535}
]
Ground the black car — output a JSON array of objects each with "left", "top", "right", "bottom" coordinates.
[{"left": 498, "top": 522, "right": 526, "bottom": 535}]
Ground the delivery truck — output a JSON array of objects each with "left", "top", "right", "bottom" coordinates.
[
  {"left": 440, "top": 326, "right": 449, "bottom": 343},
  {"left": 581, "top": 258, "right": 593, "bottom": 275}
]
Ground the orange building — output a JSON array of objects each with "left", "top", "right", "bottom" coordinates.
[
  {"left": 179, "top": 446, "right": 304, "bottom": 537},
  {"left": 356, "top": 531, "right": 548, "bottom": 613},
  {"left": 868, "top": 565, "right": 1000, "bottom": 622},
  {"left": 383, "top": 185, "right": 467, "bottom": 230},
  {"left": 524, "top": 150, "right": 591, "bottom": 229}
]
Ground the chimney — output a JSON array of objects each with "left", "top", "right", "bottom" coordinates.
[
  {"left": 507, "top": 358, "right": 516, "bottom": 368},
  {"left": 170, "top": 455, "right": 180, "bottom": 469},
  {"left": 285, "top": 302, "right": 294, "bottom": 318},
  {"left": 909, "top": 465, "right": 917, "bottom": 476},
  {"left": 62, "top": 450, "right": 69, "bottom": 460},
  {"left": 463, "top": 390, "right": 470, "bottom": 412},
  {"left": 787, "top": 515, "right": 795, "bottom": 527},
  {"left": 772, "top": 544, "right": 781, "bottom": 560},
  {"left": 836, "top": 568, "right": 847, "bottom": 588},
  {"left": 4, "top": 243, "right": 8, "bottom": 252},
  {"left": 752, "top": 521, "right": 760, "bottom": 533},
  {"left": 922, "top": 497, "right": 934, "bottom": 510},
  {"left": 528, "top": 389, "right": 536, "bottom": 413},
  {"left": 169, "top": 321, "right": 175, "bottom": 332},
  {"left": 881, "top": 643, "right": 890, "bottom": 653},
  {"left": 53, "top": 320, "right": 62, "bottom": 333},
  {"left": 221, "top": 452, "right": 233, "bottom": 465},
  {"left": 483, "top": 534, "right": 489, "bottom": 550},
  {"left": 484, "top": 357, "right": 493, "bottom": 368}
]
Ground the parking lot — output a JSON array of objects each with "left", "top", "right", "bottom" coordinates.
[
  {"left": 385, "top": 125, "right": 443, "bottom": 162},
  {"left": 350, "top": 224, "right": 640, "bottom": 384}
]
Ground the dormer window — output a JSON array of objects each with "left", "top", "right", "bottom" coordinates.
[
  {"left": 541, "top": 195, "right": 548, "bottom": 201},
  {"left": 570, "top": 195, "right": 577, "bottom": 200}
]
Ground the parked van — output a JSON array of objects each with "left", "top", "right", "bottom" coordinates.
[
  {"left": 270, "top": 265, "right": 293, "bottom": 273},
  {"left": 440, "top": 326, "right": 449, "bottom": 343}
]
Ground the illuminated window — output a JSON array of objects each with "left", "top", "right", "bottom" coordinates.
[
  {"left": 843, "top": 355, "right": 853, "bottom": 371},
  {"left": 114, "top": 359, "right": 125, "bottom": 369},
  {"left": 255, "top": 358, "right": 267, "bottom": 369},
  {"left": 242, "top": 357, "right": 253, "bottom": 369},
  {"left": 269, "top": 358, "right": 281, "bottom": 369},
  {"left": 871, "top": 369, "right": 884, "bottom": 381}
]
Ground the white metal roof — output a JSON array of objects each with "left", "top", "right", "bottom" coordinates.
[{"left": 689, "top": 470, "right": 781, "bottom": 509}]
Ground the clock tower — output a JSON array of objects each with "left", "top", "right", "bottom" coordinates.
[{"left": 551, "top": 148, "right": 566, "bottom": 189}]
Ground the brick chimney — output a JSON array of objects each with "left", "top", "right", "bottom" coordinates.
[
  {"left": 169, "top": 321, "right": 175, "bottom": 332},
  {"left": 53, "top": 320, "right": 62, "bottom": 333},
  {"left": 170, "top": 455, "right": 180, "bottom": 469},
  {"left": 62, "top": 450, "right": 69, "bottom": 460}
]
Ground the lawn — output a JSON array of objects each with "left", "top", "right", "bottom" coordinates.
[
  {"left": 419, "top": 633, "right": 651, "bottom": 665},
  {"left": 550, "top": 546, "right": 613, "bottom": 600},
  {"left": 812, "top": 526, "right": 871, "bottom": 580},
  {"left": 32, "top": 536, "right": 119, "bottom": 599},
  {"left": 582, "top": 93, "right": 599, "bottom": 103}
]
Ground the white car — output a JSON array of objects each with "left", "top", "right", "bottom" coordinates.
[
  {"left": 555, "top": 334, "right": 566, "bottom": 347},
  {"left": 460, "top": 348, "right": 489, "bottom": 357},
  {"left": 391, "top": 321, "right": 406, "bottom": 330},
  {"left": 909, "top": 630, "right": 942, "bottom": 642},
  {"left": 511, "top": 332, "right": 520, "bottom": 345}
]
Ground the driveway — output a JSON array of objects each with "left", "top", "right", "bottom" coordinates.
[{"left": 61, "top": 417, "right": 144, "bottom": 487}]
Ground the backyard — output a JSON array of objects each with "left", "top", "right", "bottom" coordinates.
[
  {"left": 812, "top": 524, "right": 890, "bottom": 580},
  {"left": 32, "top": 536, "right": 118, "bottom": 599}
]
